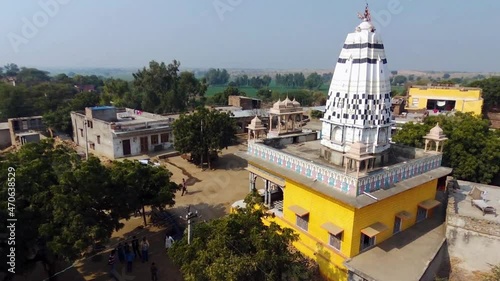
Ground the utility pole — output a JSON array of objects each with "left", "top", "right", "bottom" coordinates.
[
  {"left": 84, "top": 119, "right": 89, "bottom": 160},
  {"left": 200, "top": 119, "right": 204, "bottom": 171},
  {"left": 182, "top": 205, "right": 198, "bottom": 245}
]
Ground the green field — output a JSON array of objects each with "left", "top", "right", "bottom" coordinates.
[
  {"left": 206, "top": 81, "right": 330, "bottom": 98},
  {"left": 206, "top": 82, "right": 404, "bottom": 99}
]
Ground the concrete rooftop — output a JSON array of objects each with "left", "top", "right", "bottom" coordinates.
[
  {"left": 345, "top": 217, "right": 446, "bottom": 281},
  {"left": 450, "top": 180, "right": 500, "bottom": 223},
  {"left": 271, "top": 140, "right": 427, "bottom": 176}
]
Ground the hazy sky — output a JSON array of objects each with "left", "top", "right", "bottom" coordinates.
[{"left": 1, "top": 0, "right": 498, "bottom": 72}]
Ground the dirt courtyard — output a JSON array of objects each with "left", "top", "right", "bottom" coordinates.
[{"left": 36, "top": 144, "right": 251, "bottom": 281}]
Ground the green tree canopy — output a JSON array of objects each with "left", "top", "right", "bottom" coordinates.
[
  {"left": 469, "top": 76, "right": 500, "bottom": 113},
  {"left": 0, "top": 140, "right": 178, "bottom": 280},
  {"left": 3, "top": 63, "right": 20, "bottom": 76},
  {"left": 110, "top": 160, "right": 178, "bottom": 226},
  {"left": 132, "top": 60, "right": 205, "bottom": 113},
  {"left": 16, "top": 67, "right": 51, "bottom": 86},
  {"left": 304, "top": 72, "right": 323, "bottom": 90},
  {"left": 205, "top": 68, "right": 230, "bottom": 85},
  {"left": 392, "top": 112, "right": 500, "bottom": 184},
  {"left": 169, "top": 193, "right": 317, "bottom": 281},
  {"left": 173, "top": 107, "right": 237, "bottom": 169},
  {"left": 210, "top": 86, "right": 245, "bottom": 105}
]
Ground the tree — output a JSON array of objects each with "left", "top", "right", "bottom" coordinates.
[
  {"left": 173, "top": 107, "right": 237, "bottom": 169},
  {"left": 0, "top": 141, "right": 125, "bottom": 279},
  {"left": 178, "top": 72, "right": 207, "bottom": 109},
  {"left": 256, "top": 88, "right": 273, "bottom": 102},
  {"left": 169, "top": 192, "right": 317, "bottom": 281},
  {"left": 391, "top": 70, "right": 398, "bottom": 76},
  {"left": 392, "top": 113, "right": 500, "bottom": 184},
  {"left": 110, "top": 160, "right": 178, "bottom": 226},
  {"left": 0, "top": 84, "right": 33, "bottom": 120},
  {"left": 304, "top": 72, "right": 323, "bottom": 90},
  {"left": 443, "top": 73, "right": 451, "bottom": 79},
  {"left": 234, "top": 74, "right": 249, "bottom": 87},
  {"left": 3, "top": 63, "right": 20, "bottom": 76},
  {"left": 205, "top": 68, "right": 230, "bottom": 85},
  {"left": 133, "top": 60, "right": 183, "bottom": 113},
  {"left": 16, "top": 67, "right": 51, "bottom": 86},
  {"left": 392, "top": 75, "right": 407, "bottom": 85},
  {"left": 321, "top": 73, "right": 332, "bottom": 84},
  {"left": 469, "top": 76, "right": 500, "bottom": 112},
  {"left": 43, "top": 91, "right": 100, "bottom": 136},
  {"left": 0, "top": 140, "right": 179, "bottom": 280},
  {"left": 211, "top": 86, "right": 245, "bottom": 105}
]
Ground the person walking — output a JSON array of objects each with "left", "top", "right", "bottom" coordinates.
[
  {"left": 108, "top": 250, "right": 116, "bottom": 277},
  {"left": 181, "top": 178, "right": 188, "bottom": 196},
  {"left": 150, "top": 262, "right": 158, "bottom": 281},
  {"left": 131, "top": 236, "right": 141, "bottom": 259},
  {"left": 116, "top": 242, "right": 125, "bottom": 263},
  {"left": 141, "top": 237, "right": 150, "bottom": 263},
  {"left": 126, "top": 251, "right": 135, "bottom": 273},
  {"left": 165, "top": 235, "right": 174, "bottom": 252}
]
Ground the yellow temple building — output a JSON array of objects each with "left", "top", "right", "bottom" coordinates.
[{"left": 235, "top": 5, "right": 452, "bottom": 281}]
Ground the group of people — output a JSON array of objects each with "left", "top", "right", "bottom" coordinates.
[
  {"left": 107, "top": 232, "right": 177, "bottom": 280},
  {"left": 108, "top": 235, "right": 158, "bottom": 280}
]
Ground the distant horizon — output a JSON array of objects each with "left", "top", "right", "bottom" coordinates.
[
  {"left": 9, "top": 64, "right": 500, "bottom": 75},
  {"left": 2, "top": 1, "right": 499, "bottom": 73}
]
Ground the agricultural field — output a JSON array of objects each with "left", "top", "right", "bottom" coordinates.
[
  {"left": 206, "top": 81, "right": 404, "bottom": 98},
  {"left": 205, "top": 80, "right": 330, "bottom": 98}
]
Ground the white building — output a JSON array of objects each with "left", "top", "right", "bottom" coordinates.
[
  {"left": 321, "top": 7, "right": 392, "bottom": 162},
  {"left": 71, "top": 106, "right": 176, "bottom": 159}
]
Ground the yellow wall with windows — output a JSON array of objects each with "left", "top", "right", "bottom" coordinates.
[
  {"left": 263, "top": 176, "right": 438, "bottom": 281},
  {"left": 351, "top": 179, "right": 438, "bottom": 255},
  {"left": 408, "top": 87, "right": 483, "bottom": 115}
]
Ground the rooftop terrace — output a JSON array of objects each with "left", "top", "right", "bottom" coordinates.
[
  {"left": 450, "top": 180, "right": 500, "bottom": 223},
  {"left": 245, "top": 139, "right": 448, "bottom": 198}
]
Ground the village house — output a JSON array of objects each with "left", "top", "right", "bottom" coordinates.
[{"left": 71, "top": 106, "right": 176, "bottom": 159}]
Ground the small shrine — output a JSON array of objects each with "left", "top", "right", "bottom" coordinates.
[
  {"left": 268, "top": 97, "right": 304, "bottom": 137},
  {"left": 247, "top": 116, "right": 266, "bottom": 141},
  {"left": 423, "top": 123, "right": 448, "bottom": 152},
  {"left": 344, "top": 141, "right": 376, "bottom": 177}
]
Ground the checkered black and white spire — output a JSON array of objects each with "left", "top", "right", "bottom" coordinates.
[{"left": 321, "top": 4, "right": 392, "bottom": 155}]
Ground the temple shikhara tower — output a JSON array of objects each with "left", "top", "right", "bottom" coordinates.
[
  {"left": 321, "top": 5, "right": 392, "bottom": 165},
  {"left": 238, "top": 5, "right": 452, "bottom": 281}
]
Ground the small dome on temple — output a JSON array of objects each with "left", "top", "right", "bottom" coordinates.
[
  {"left": 430, "top": 123, "right": 445, "bottom": 138},
  {"left": 250, "top": 116, "right": 262, "bottom": 127},
  {"left": 273, "top": 99, "right": 285, "bottom": 109},
  {"left": 292, "top": 98, "right": 301, "bottom": 107},
  {"left": 283, "top": 96, "right": 294, "bottom": 107}
]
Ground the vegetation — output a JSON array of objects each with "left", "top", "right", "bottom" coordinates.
[
  {"left": 275, "top": 73, "right": 306, "bottom": 88},
  {"left": 169, "top": 192, "right": 317, "bottom": 281},
  {"left": 132, "top": 60, "right": 207, "bottom": 113},
  {"left": 392, "top": 112, "right": 500, "bottom": 184},
  {"left": 304, "top": 72, "right": 323, "bottom": 90},
  {"left": 209, "top": 86, "right": 246, "bottom": 105},
  {"left": 469, "top": 76, "right": 500, "bottom": 113},
  {"left": 204, "top": 68, "right": 230, "bottom": 85},
  {"left": 483, "top": 263, "right": 500, "bottom": 281},
  {"left": 0, "top": 140, "right": 178, "bottom": 280},
  {"left": 172, "top": 107, "right": 237, "bottom": 169},
  {"left": 310, "top": 110, "right": 324, "bottom": 119}
]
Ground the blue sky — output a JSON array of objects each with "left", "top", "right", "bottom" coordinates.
[{"left": 1, "top": 0, "right": 498, "bottom": 72}]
